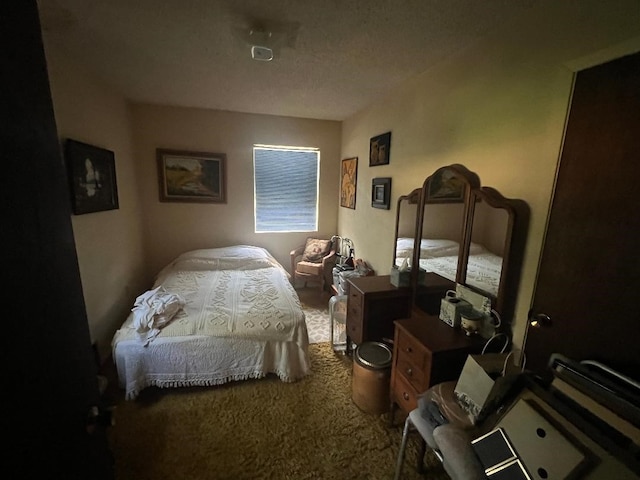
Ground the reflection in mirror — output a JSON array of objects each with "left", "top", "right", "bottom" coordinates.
[
  {"left": 412, "top": 165, "right": 480, "bottom": 314},
  {"left": 417, "top": 201, "right": 466, "bottom": 281},
  {"left": 463, "top": 198, "right": 508, "bottom": 298},
  {"left": 460, "top": 186, "right": 528, "bottom": 326},
  {"left": 393, "top": 188, "right": 420, "bottom": 268}
]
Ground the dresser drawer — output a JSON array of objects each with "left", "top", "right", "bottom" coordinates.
[
  {"left": 393, "top": 372, "right": 420, "bottom": 413},
  {"left": 396, "top": 329, "right": 428, "bottom": 369},
  {"left": 347, "top": 302, "right": 362, "bottom": 320},
  {"left": 346, "top": 287, "right": 364, "bottom": 344},
  {"left": 396, "top": 356, "right": 425, "bottom": 392},
  {"left": 349, "top": 289, "right": 363, "bottom": 308},
  {"left": 346, "top": 316, "right": 363, "bottom": 344}
]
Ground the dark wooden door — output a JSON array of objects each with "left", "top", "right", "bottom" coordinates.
[
  {"left": 3, "top": 3, "right": 114, "bottom": 478},
  {"left": 524, "top": 52, "right": 640, "bottom": 382}
]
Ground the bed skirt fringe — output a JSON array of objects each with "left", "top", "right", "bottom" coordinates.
[{"left": 125, "top": 369, "right": 305, "bottom": 400}]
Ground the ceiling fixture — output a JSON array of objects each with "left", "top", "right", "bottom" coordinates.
[
  {"left": 249, "top": 29, "right": 274, "bottom": 61},
  {"left": 231, "top": 17, "right": 300, "bottom": 62}
]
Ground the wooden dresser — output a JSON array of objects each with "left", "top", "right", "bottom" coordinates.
[
  {"left": 345, "top": 275, "right": 411, "bottom": 350},
  {"left": 390, "top": 309, "right": 483, "bottom": 420}
]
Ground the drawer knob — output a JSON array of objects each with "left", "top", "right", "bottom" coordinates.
[
  {"left": 406, "top": 368, "right": 413, "bottom": 376},
  {"left": 403, "top": 392, "right": 410, "bottom": 401},
  {"left": 404, "top": 346, "right": 412, "bottom": 353}
]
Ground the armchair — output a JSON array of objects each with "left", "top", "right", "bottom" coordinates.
[{"left": 290, "top": 237, "right": 337, "bottom": 292}]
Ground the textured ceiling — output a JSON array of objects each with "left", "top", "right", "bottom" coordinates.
[{"left": 38, "top": 0, "right": 537, "bottom": 121}]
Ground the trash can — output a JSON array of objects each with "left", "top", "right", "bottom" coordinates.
[{"left": 352, "top": 341, "right": 393, "bottom": 414}]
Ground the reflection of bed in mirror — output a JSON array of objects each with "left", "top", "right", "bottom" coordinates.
[{"left": 395, "top": 238, "right": 502, "bottom": 297}]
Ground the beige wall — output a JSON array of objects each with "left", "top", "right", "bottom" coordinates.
[
  {"left": 339, "top": 0, "right": 640, "bottom": 352},
  {"left": 44, "top": 46, "right": 147, "bottom": 361},
  {"left": 129, "top": 104, "right": 341, "bottom": 277}
]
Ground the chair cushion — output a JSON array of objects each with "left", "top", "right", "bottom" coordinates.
[
  {"left": 301, "top": 238, "right": 332, "bottom": 263},
  {"left": 433, "top": 425, "right": 486, "bottom": 480},
  {"left": 296, "top": 261, "right": 324, "bottom": 276},
  {"left": 419, "top": 381, "right": 475, "bottom": 430}
]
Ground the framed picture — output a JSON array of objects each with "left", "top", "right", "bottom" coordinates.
[
  {"left": 340, "top": 157, "right": 358, "bottom": 209},
  {"left": 371, "top": 177, "right": 391, "bottom": 209},
  {"left": 157, "top": 148, "right": 226, "bottom": 203},
  {"left": 64, "top": 139, "right": 119, "bottom": 215},
  {"left": 369, "top": 131, "right": 391, "bottom": 166},
  {"left": 427, "top": 168, "right": 465, "bottom": 203}
]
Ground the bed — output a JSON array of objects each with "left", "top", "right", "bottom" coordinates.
[
  {"left": 395, "top": 237, "right": 502, "bottom": 297},
  {"left": 111, "top": 245, "right": 311, "bottom": 400}
]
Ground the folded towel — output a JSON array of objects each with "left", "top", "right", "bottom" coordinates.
[{"left": 132, "top": 286, "right": 185, "bottom": 346}]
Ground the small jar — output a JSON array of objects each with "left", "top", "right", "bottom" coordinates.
[{"left": 460, "top": 309, "right": 484, "bottom": 336}]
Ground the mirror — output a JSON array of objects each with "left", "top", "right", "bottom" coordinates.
[
  {"left": 412, "top": 165, "right": 480, "bottom": 314},
  {"left": 394, "top": 164, "right": 528, "bottom": 328},
  {"left": 460, "top": 186, "right": 528, "bottom": 326},
  {"left": 393, "top": 188, "right": 421, "bottom": 268},
  {"left": 462, "top": 193, "right": 509, "bottom": 298},
  {"left": 393, "top": 164, "right": 529, "bottom": 324}
]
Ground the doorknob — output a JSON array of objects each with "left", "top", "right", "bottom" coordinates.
[{"left": 529, "top": 312, "right": 552, "bottom": 328}]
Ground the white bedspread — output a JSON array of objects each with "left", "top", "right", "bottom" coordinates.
[
  {"left": 112, "top": 245, "right": 311, "bottom": 399},
  {"left": 419, "top": 251, "right": 502, "bottom": 297}
]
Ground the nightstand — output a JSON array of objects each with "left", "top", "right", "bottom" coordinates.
[{"left": 390, "top": 310, "right": 483, "bottom": 423}]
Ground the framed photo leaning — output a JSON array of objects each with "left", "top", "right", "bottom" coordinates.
[
  {"left": 157, "top": 148, "right": 227, "bottom": 203},
  {"left": 64, "top": 138, "right": 119, "bottom": 215}
]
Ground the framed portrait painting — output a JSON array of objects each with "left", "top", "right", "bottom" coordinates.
[
  {"left": 64, "top": 139, "right": 119, "bottom": 215},
  {"left": 340, "top": 157, "right": 358, "bottom": 209},
  {"left": 369, "top": 131, "right": 391, "bottom": 166},
  {"left": 157, "top": 148, "right": 226, "bottom": 203}
]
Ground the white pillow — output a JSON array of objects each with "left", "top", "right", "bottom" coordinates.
[{"left": 419, "top": 239, "right": 459, "bottom": 257}]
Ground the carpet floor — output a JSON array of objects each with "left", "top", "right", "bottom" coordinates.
[
  {"left": 296, "top": 287, "right": 345, "bottom": 345},
  {"left": 106, "top": 343, "right": 448, "bottom": 480}
]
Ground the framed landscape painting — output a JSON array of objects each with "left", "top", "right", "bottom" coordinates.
[
  {"left": 65, "top": 139, "right": 119, "bottom": 215},
  {"left": 426, "top": 167, "right": 465, "bottom": 203},
  {"left": 157, "top": 148, "right": 227, "bottom": 203}
]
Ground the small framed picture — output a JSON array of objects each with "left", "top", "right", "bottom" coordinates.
[
  {"left": 64, "top": 139, "right": 119, "bottom": 215},
  {"left": 340, "top": 157, "right": 358, "bottom": 209},
  {"left": 371, "top": 177, "right": 391, "bottom": 209},
  {"left": 369, "top": 131, "right": 391, "bottom": 166},
  {"left": 427, "top": 167, "right": 465, "bottom": 203},
  {"left": 157, "top": 148, "right": 226, "bottom": 203}
]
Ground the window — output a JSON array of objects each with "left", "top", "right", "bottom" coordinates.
[{"left": 253, "top": 145, "right": 319, "bottom": 233}]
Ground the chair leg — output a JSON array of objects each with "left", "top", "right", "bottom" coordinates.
[
  {"left": 393, "top": 414, "right": 413, "bottom": 480},
  {"left": 416, "top": 438, "right": 427, "bottom": 473}
]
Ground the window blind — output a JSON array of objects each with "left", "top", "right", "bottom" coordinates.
[{"left": 254, "top": 146, "right": 319, "bottom": 232}]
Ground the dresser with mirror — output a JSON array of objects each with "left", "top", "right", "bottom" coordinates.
[{"left": 390, "top": 164, "right": 529, "bottom": 419}]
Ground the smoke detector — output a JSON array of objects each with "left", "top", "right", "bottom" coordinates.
[
  {"left": 249, "top": 29, "right": 274, "bottom": 61},
  {"left": 251, "top": 45, "right": 273, "bottom": 61},
  {"left": 231, "top": 19, "right": 300, "bottom": 62}
]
